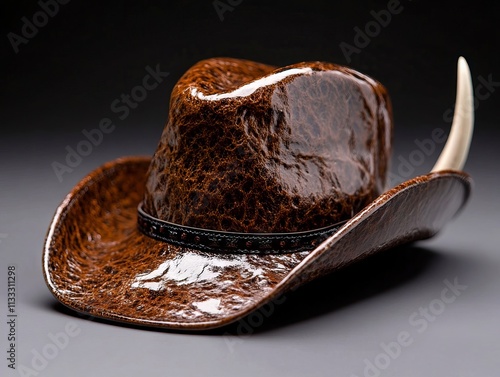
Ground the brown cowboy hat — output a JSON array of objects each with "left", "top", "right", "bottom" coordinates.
[{"left": 43, "top": 57, "right": 474, "bottom": 330}]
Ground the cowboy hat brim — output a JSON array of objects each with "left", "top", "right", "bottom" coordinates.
[{"left": 42, "top": 156, "right": 471, "bottom": 330}]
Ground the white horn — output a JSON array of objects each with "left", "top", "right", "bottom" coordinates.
[{"left": 432, "top": 57, "right": 474, "bottom": 172}]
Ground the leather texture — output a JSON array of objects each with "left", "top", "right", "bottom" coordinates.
[
  {"left": 43, "top": 157, "right": 471, "bottom": 330},
  {"left": 42, "top": 57, "right": 471, "bottom": 330},
  {"left": 143, "top": 58, "right": 392, "bottom": 233}
]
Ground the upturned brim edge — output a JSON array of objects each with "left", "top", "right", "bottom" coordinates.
[{"left": 43, "top": 156, "right": 471, "bottom": 330}]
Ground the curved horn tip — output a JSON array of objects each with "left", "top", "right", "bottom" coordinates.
[{"left": 431, "top": 56, "right": 474, "bottom": 172}]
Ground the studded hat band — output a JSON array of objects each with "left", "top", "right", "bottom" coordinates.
[{"left": 137, "top": 204, "right": 345, "bottom": 254}]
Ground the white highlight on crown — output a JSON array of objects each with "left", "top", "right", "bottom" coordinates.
[{"left": 189, "top": 67, "right": 312, "bottom": 100}]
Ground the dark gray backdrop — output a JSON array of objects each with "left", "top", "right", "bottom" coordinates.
[{"left": 1, "top": 1, "right": 499, "bottom": 376}]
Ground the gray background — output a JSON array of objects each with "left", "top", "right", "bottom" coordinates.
[{"left": 1, "top": 0, "right": 499, "bottom": 376}]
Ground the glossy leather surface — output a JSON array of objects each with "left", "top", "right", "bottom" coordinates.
[
  {"left": 42, "top": 57, "right": 471, "bottom": 330},
  {"left": 143, "top": 58, "right": 392, "bottom": 233},
  {"left": 43, "top": 157, "right": 471, "bottom": 329}
]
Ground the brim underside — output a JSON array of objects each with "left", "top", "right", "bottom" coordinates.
[{"left": 43, "top": 157, "right": 471, "bottom": 330}]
